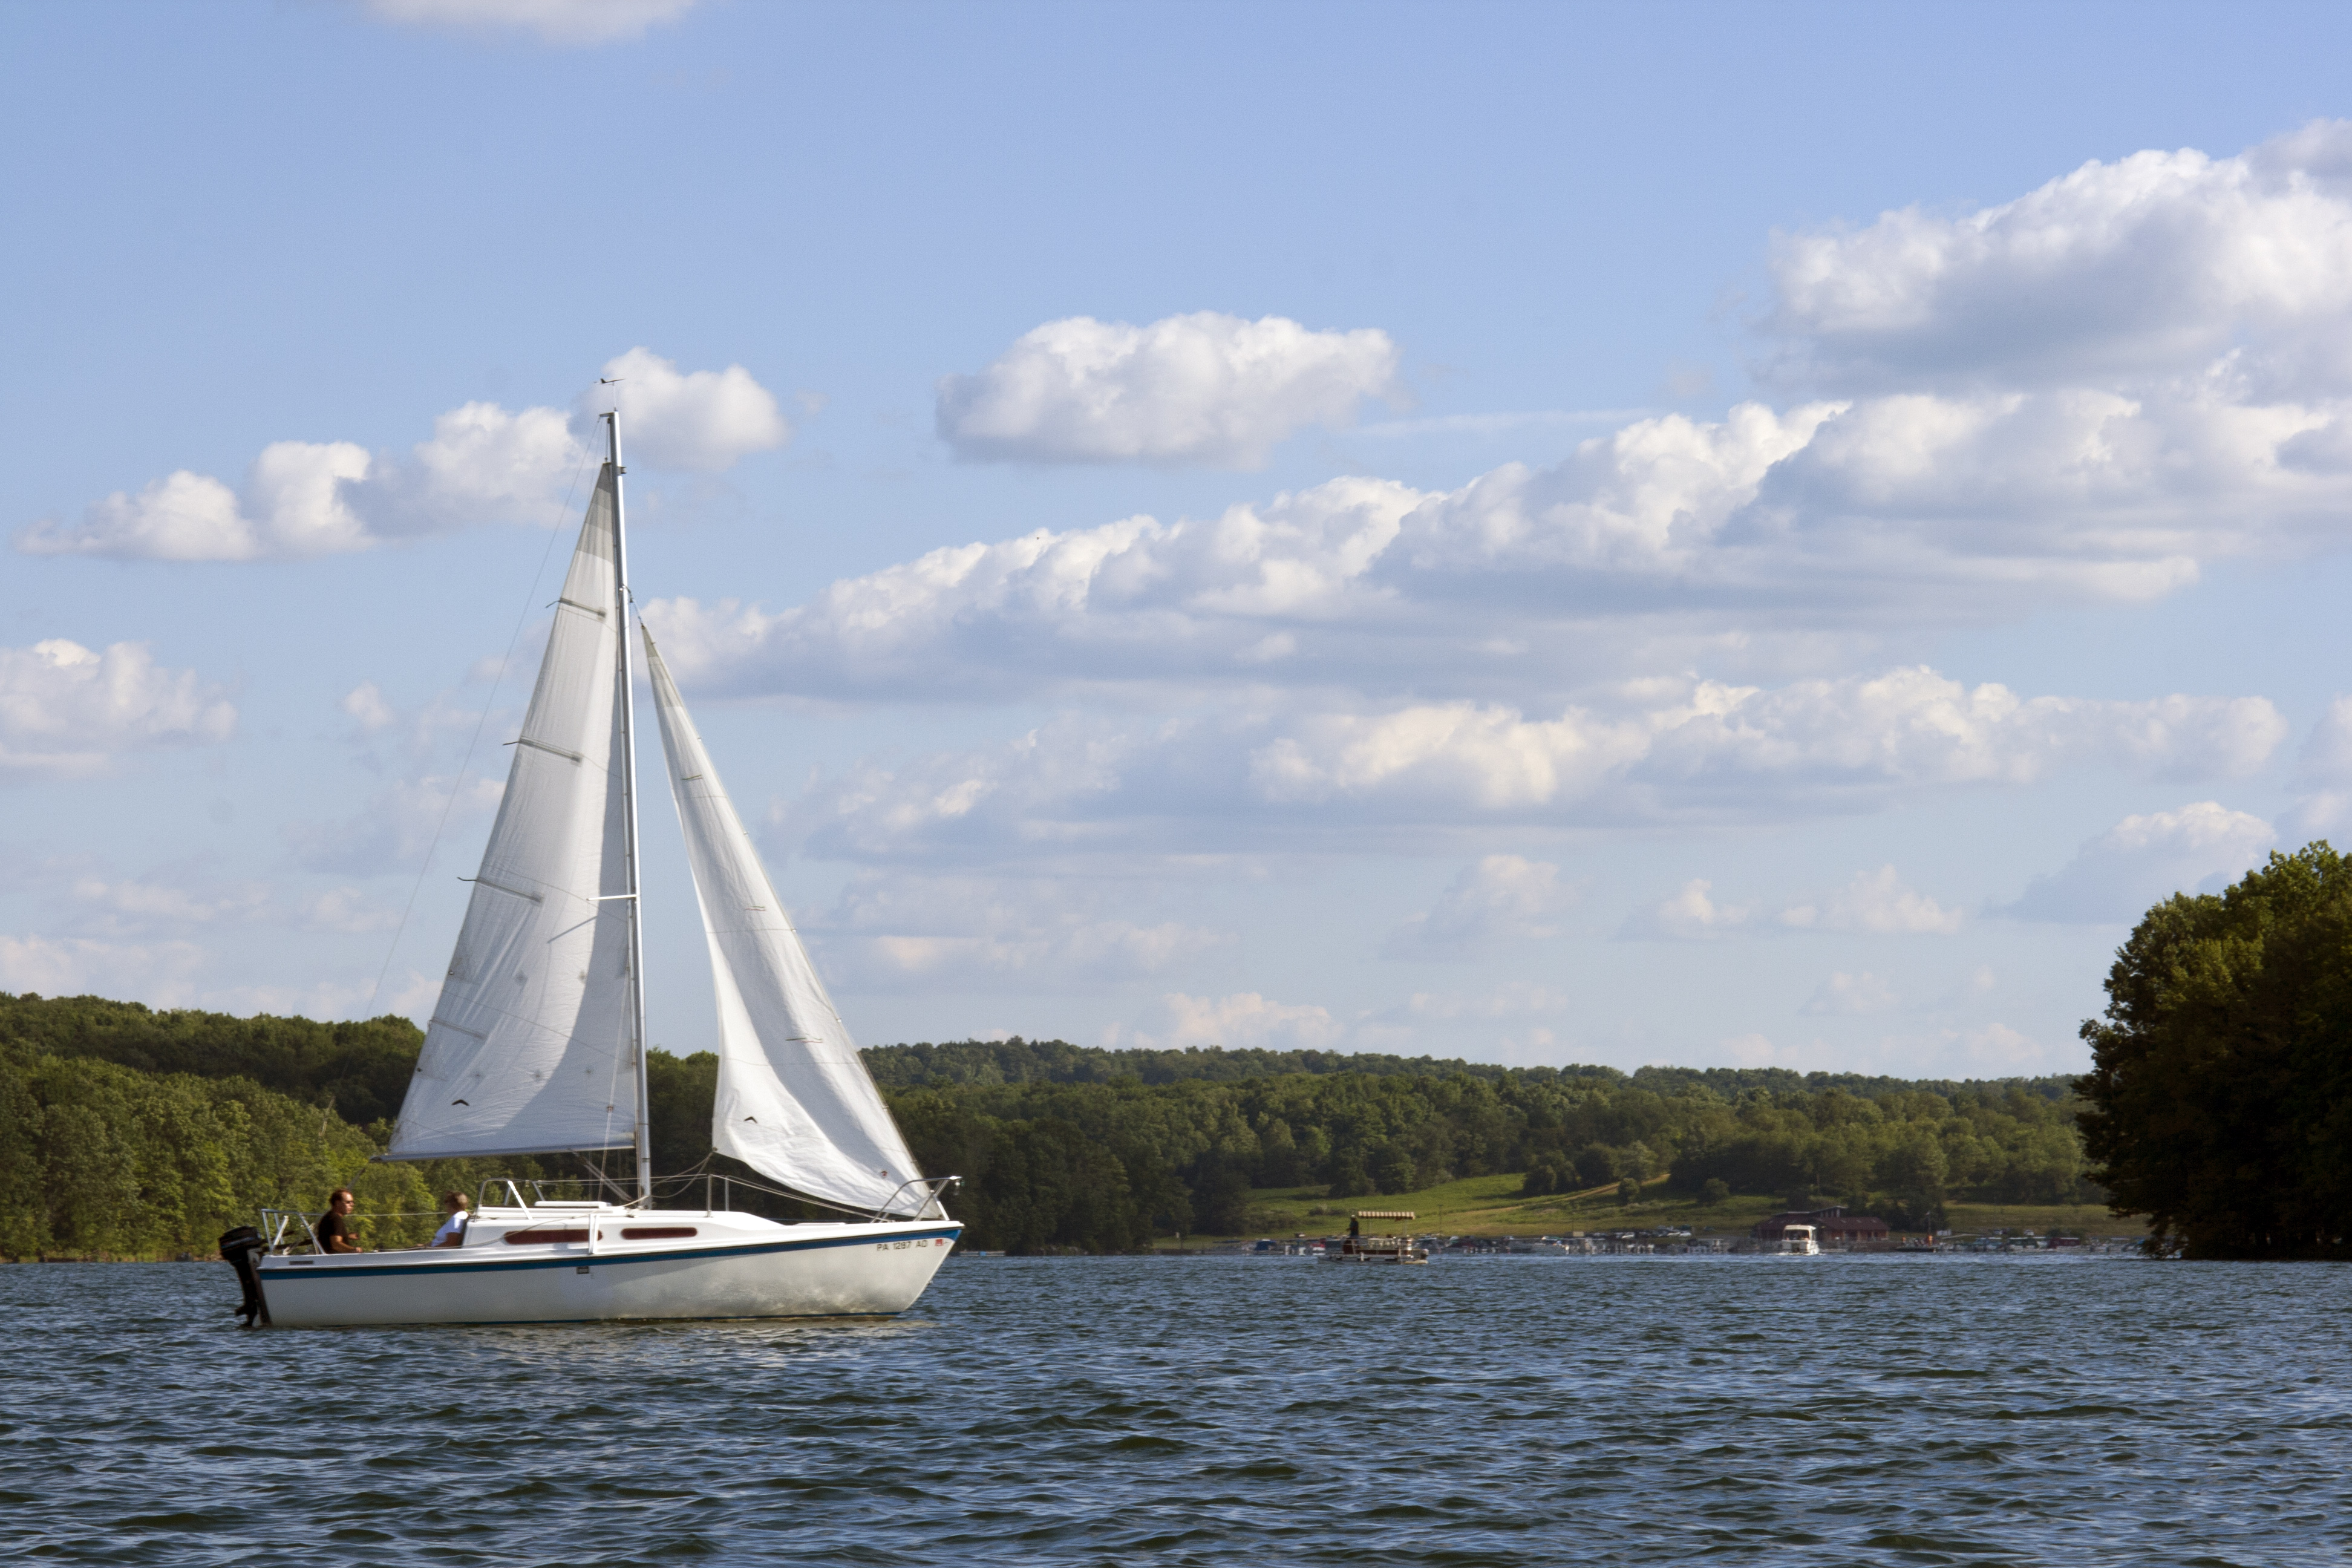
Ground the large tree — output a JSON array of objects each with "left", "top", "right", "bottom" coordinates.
[{"left": 2077, "top": 844, "right": 2352, "bottom": 1258}]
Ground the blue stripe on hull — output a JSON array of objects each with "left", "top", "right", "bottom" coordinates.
[{"left": 262, "top": 1226, "right": 962, "bottom": 1284}]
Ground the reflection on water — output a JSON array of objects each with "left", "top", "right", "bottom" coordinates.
[{"left": 3, "top": 1255, "right": 2347, "bottom": 1565}]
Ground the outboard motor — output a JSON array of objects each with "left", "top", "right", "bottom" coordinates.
[{"left": 220, "top": 1226, "right": 270, "bottom": 1328}]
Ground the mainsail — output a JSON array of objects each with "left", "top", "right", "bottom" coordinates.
[
  {"left": 642, "top": 628, "right": 925, "bottom": 1215},
  {"left": 387, "top": 466, "right": 640, "bottom": 1160}
]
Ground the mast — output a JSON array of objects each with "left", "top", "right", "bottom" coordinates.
[{"left": 606, "top": 411, "right": 654, "bottom": 1205}]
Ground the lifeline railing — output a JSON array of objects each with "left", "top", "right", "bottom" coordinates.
[
  {"left": 872, "top": 1175, "right": 961, "bottom": 1221},
  {"left": 463, "top": 1168, "right": 962, "bottom": 1224},
  {"left": 256, "top": 1206, "right": 448, "bottom": 1254}
]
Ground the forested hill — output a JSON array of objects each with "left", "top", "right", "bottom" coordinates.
[
  {"left": 2, "top": 991, "right": 2101, "bottom": 1257},
  {"left": 1627, "top": 1065, "right": 2080, "bottom": 1104},
  {"left": 866, "top": 1037, "right": 1582, "bottom": 1086},
  {"left": 862, "top": 1040, "right": 2082, "bottom": 1102},
  {"left": 0, "top": 995, "right": 2080, "bottom": 1112},
  {"left": 0, "top": 992, "right": 424, "bottom": 1129}
]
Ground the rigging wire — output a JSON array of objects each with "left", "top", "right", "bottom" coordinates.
[{"left": 361, "top": 448, "right": 599, "bottom": 1020}]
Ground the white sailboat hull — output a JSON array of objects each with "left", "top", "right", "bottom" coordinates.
[{"left": 256, "top": 1214, "right": 961, "bottom": 1327}]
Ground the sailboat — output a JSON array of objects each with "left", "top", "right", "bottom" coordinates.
[{"left": 243, "top": 414, "right": 960, "bottom": 1327}]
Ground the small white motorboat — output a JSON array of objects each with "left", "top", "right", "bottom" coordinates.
[{"left": 1777, "top": 1223, "right": 1821, "bottom": 1255}]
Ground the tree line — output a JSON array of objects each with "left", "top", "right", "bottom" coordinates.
[
  {"left": 0, "top": 1042, "right": 460, "bottom": 1259},
  {"left": 878, "top": 1062, "right": 2093, "bottom": 1251},
  {"left": 1, "top": 992, "right": 2094, "bottom": 1259}
]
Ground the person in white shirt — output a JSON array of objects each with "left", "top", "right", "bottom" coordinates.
[{"left": 430, "top": 1192, "right": 471, "bottom": 1249}]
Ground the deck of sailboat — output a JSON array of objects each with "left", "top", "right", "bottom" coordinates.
[{"left": 256, "top": 1208, "right": 961, "bottom": 1325}]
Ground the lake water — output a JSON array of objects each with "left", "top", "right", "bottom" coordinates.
[{"left": 3, "top": 1255, "right": 2347, "bottom": 1566}]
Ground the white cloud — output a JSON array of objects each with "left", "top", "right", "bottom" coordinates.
[
  {"left": 630, "top": 130, "right": 2352, "bottom": 722},
  {"left": 20, "top": 442, "right": 374, "bottom": 561},
  {"left": 1389, "top": 400, "right": 1841, "bottom": 575},
  {"left": 1385, "top": 854, "right": 1574, "bottom": 956},
  {"left": 2286, "top": 695, "right": 2352, "bottom": 835},
  {"left": 771, "top": 671, "right": 2285, "bottom": 866},
  {"left": 68, "top": 875, "right": 270, "bottom": 934},
  {"left": 1348, "top": 983, "right": 1572, "bottom": 1057},
  {"left": 1765, "top": 122, "right": 2352, "bottom": 396},
  {"left": 1720, "top": 1031, "right": 1785, "bottom": 1067},
  {"left": 1629, "top": 866, "right": 1960, "bottom": 946},
  {"left": 1722, "top": 1018, "right": 2059, "bottom": 1078},
  {"left": 0, "top": 639, "right": 236, "bottom": 776},
  {"left": 936, "top": 312, "right": 1400, "bottom": 468},
  {"left": 647, "top": 475, "right": 1425, "bottom": 701},
  {"left": 2297, "top": 694, "right": 2352, "bottom": 782},
  {"left": 1385, "top": 982, "right": 1572, "bottom": 1021},
  {"left": 382, "top": 968, "right": 443, "bottom": 1020},
  {"left": 656, "top": 387, "right": 2345, "bottom": 707},
  {"left": 1779, "top": 865, "right": 1964, "bottom": 934},
  {"left": 1622, "top": 879, "right": 1751, "bottom": 941},
  {"left": 341, "top": 682, "right": 397, "bottom": 733},
  {"left": 22, "top": 351, "right": 779, "bottom": 561},
  {"left": 0, "top": 933, "right": 207, "bottom": 1004},
  {"left": 22, "top": 407, "right": 578, "bottom": 561},
  {"left": 2001, "top": 802, "right": 2275, "bottom": 923},
  {"left": 356, "top": 402, "right": 584, "bottom": 536},
  {"left": 807, "top": 871, "right": 1229, "bottom": 993},
  {"left": 1800, "top": 972, "right": 1900, "bottom": 1016},
  {"left": 1891, "top": 1022, "right": 2053, "bottom": 1076},
  {"left": 364, "top": 0, "right": 696, "bottom": 46},
  {"left": 1127, "top": 991, "right": 1347, "bottom": 1051},
  {"left": 30, "top": 858, "right": 399, "bottom": 942},
  {"left": 1388, "top": 382, "right": 2352, "bottom": 610},
  {"left": 776, "top": 716, "right": 1140, "bottom": 864},
  {"left": 1249, "top": 671, "right": 2284, "bottom": 818},
  {"left": 585, "top": 347, "right": 790, "bottom": 471},
  {"left": 195, "top": 978, "right": 390, "bottom": 1022}
]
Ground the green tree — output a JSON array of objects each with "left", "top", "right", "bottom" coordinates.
[
  {"left": 1370, "top": 1142, "right": 1417, "bottom": 1195},
  {"left": 2078, "top": 844, "right": 2352, "bottom": 1258},
  {"left": 1196, "top": 1163, "right": 1251, "bottom": 1233},
  {"left": 1698, "top": 1177, "right": 1730, "bottom": 1207}
]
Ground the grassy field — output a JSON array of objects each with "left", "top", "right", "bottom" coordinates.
[{"left": 1152, "top": 1173, "right": 2146, "bottom": 1244}]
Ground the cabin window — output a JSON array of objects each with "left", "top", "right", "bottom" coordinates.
[
  {"left": 622, "top": 1226, "right": 698, "bottom": 1240},
  {"left": 502, "top": 1227, "right": 590, "bottom": 1244}
]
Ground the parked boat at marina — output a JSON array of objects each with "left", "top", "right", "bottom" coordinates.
[
  {"left": 1325, "top": 1210, "right": 1429, "bottom": 1265},
  {"left": 1777, "top": 1223, "right": 1821, "bottom": 1256}
]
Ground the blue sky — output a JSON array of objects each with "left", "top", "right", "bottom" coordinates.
[{"left": 8, "top": 0, "right": 2352, "bottom": 1078}]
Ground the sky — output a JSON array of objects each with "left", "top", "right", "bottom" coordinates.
[{"left": 7, "top": 0, "right": 2352, "bottom": 1080}]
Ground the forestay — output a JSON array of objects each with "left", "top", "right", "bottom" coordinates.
[
  {"left": 642, "top": 628, "right": 925, "bottom": 1215},
  {"left": 387, "top": 466, "right": 639, "bottom": 1160}
]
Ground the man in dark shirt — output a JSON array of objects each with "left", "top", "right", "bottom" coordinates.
[{"left": 316, "top": 1187, "right": 364, "bottom": 1253}]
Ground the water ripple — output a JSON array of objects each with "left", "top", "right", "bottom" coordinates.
[{"left": 2, "top": 1256, "right": 2349, "bottom": 1564}]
